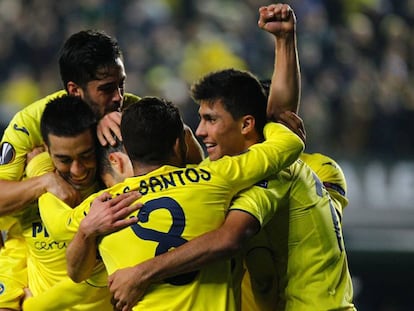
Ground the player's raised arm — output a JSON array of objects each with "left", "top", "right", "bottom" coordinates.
[{"left": 258, "top": 3, "right": 301, "bottom": 120}]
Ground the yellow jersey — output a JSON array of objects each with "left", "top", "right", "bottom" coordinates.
[
  {"left": 21, "top": 152, "right": 112, "bottom": 310},
  {"left": 300, "top": 152, "right": 348, "bottom": 219},
  {"left": 234, "top": 158, "right": 355, "bottom": 311},
  {"left": 0, "top": 215, "right": 27, "bottom": 310}
]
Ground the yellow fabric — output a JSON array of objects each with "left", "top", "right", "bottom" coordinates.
[
  {"left": 231, "top": 159, "right": 355, "bottom": 311},
  {"left": 0, "top": 220, "right": 27, "bottom": 310},
  {"left": 23, "top": 277, "right": 112, "bottom": 311},
  {"left": 41, "top": 123, "right": 304, "bottom": 311},
  {"left": 19, "top": 202, "right": 112, "bottom": 310},
  {"left": 300, "top": 153, "right": 349, "bottom": 218},
  {"left": 0, "top": 90, "right": 67, "bottom": 181},
  {"left": 20, "top": 154, "right": 111, "bottom": 310},
  {"left": 25, "top": 152, "right": 54, "bottom": 178}
]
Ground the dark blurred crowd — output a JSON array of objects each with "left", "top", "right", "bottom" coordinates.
[{"left": 0, "top": 0, "right": 413, "bottom": 159}]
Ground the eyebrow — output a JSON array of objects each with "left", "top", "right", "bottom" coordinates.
[
  {"left": 97, "top": 82, "right": 118, "bottom": 90},
  {"left": 53, "top": 147, "right": 95, "bottom": 159}
]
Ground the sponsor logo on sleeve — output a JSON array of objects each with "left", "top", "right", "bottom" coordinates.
[
  {"left": 255, "top": 179, "right": 269, "bottom": 188},
  {"left": 13, "top": 123, "right": 29, "bottom": 136},
  {"left": 0, "top": 142, "right": 16, "bottom": 165}
]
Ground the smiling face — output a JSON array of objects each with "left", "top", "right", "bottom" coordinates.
[
  {"left": 77, "top": 58, "right": 126, "bottom": 118},
  {"left": 47, "top": 130, "right": 97, "bottom": 190},
  {"left": 196, "top": 99, "right": 248, "bottom": 161}
]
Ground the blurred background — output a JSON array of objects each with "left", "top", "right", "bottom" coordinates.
[{"left": 0, "top": 0, "right": 413, "bottom": 309}]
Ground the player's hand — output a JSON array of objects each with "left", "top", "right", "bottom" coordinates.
[
  {"left": 109, "top": 266, "right": 150, "bottom": 311},
  {"left": 80, "top": 191, "right": 141, "bottom": 238},
  {"left": 43, "top": 171, "right": 81, "bottom": 207},
  {"left": 23, "top": 287, "right": 33, "bottom": 300},
  {"left": 258, "top": 3, "right": 296, "bottom": 38},
  {"left": 26, "top": 146, "right": 46, "bottom": 165},
  {"left": 97, "top": 111, "right": 122, "bottom": 146},
  {"left": 278, "top": 111, "right": 306, "bottom": 144}
]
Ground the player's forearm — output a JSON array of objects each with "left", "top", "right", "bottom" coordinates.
[
  {"left": 0, "top": 177, "right": 48, "bottom": 215},
  {"left": 133, "top": 212, "right": 259, "bottom": 285},
  {"left": 132, "top": 228, "right": 239, "bottom": 286},
  {"left": 66, "top": 228, "right": 97, "bottom": 283},
  {"left": 23, "top": 278, "right": 92, "bottom": 311},
  {"left": 267, "top": 33, "right": 301, "bottom": 120},
  {"left": 23, "top": 289, "right": 60, "bottom": 311}
]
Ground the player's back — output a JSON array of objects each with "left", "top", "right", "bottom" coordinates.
[{"left": 97, "top": 164, "right": 248, "bottom": 311}]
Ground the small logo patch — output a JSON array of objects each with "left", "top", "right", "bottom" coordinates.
[
  {"left": 322, "top": 161, "right": 338, "bottom": 169},
  {"left": 0, "top": 283, "right": 5, "bottom": 295},
  {"left": 0, "top": 142, "right": 15, "bottom": 165},
  {"left": 13, "top": 123, "right": 29, "bottom": 136},
  {"left": 255, "top": 179, "right": 268, "bottom": 188}
]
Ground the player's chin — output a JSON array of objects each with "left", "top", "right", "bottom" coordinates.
[
  {"left": 69, "top": 174, "right": 94, "bottom": 190},
  {"left": 207, "top": 149, "right": 222, "bottom": 161}
]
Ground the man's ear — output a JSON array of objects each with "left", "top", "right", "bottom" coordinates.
[
  {"left": 241, "top": 115, "right": 255, "bottom": 134},
  {"left": 108, "top": 152, "right": 123, "bottom": 174},
  {"left": 67, "top": 82, "right": 83, "bottom": 97}
]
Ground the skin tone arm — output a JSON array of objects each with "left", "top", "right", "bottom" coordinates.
[
  {"left": 66, "top": 191, "right": 141, "bottom": 283},
  {"left": 260, "top": 4, "right": 301, "bottom": 119},
  {"left": 260, "top": 4, "right": 306, "bottom": 142},
  {"left": 108, "top": 210, "right": 259, "bottom": 311},
  {"left": 0, "top": 172, "right": 80, "bottom": 216}
]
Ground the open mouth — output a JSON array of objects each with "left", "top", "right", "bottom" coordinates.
[{"left": 204, "top": 143, "right": 216, "bottom": 152}]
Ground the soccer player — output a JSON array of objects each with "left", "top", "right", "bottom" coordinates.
[
  {"left": 242, "top": 153, "right": 348, "bottom": 310},
  {"left": 0, "top": 29, "right": 139, "bottom": 215},
  {"left": 19, "top": 96, "right": 117, "bottom": 310},
  {"left": 56, "top": 93, "right": 303, "bottom": 311},
  {"left": 0, "top": 29, "right": 139, "bottom": 310},
  {"left": 99, "top": 4, "right": 356, "bottom": 311}
]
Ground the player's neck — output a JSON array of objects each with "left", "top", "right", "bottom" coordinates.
[{"left": 132, "top": 163, "right": 162, "bottom": 176}]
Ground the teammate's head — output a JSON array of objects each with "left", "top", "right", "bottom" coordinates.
[
  {"left": 300, "top": 153, "right": 349, "bottom": 214},
  {"left": 59, "top": 30, "right": 126, "bottom": 118},
  {"left": 41, "top": 95, "right": 98, "bottom": 190},
  {"left": 121, "top": 96, "right": 186, "bottom": 167},
  {"left": 191, "top": 68, "right": 267, "bottom": 160},
  {"left": 97, "top": 136, "right": 133, "bottom": 187}
]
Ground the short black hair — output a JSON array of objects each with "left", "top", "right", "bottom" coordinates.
[
  {"left": 59, "top": 30, "right": 122, "bottom": 90},
  {"left": 121, "top": 97, "right": 184, "bottom": 164},
  {"left": 41, "top": 95, "right": 97, "bottom": 146},
  {"left": 191, "top": 68, "right": 267, "bottom": 134}
]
